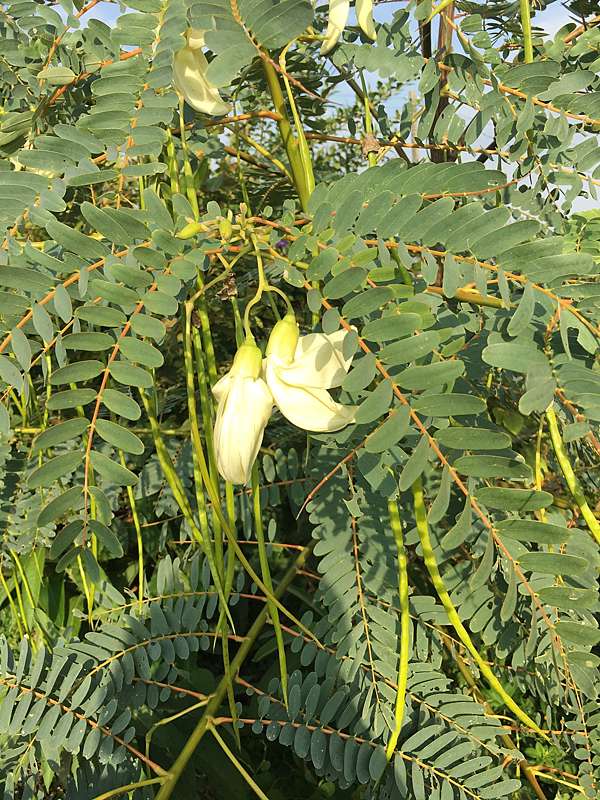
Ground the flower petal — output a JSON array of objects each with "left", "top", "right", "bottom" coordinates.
[
  {"left": 321, "top": 0, "right": 350, "bottom": 54},
  {"left": 356, "top": 0, "right": 376, "bottom": 40},
  {"left": 213, "top": 376, "right": 272, "bottom": 484},
  {"left": 266, "top": 359, "right": 356, "bottom": 432},
  {"left": 187, "top": 28, "right": 206, "bottom": 49},
  {"left": 173, "top": 46, "right": 231, "bottom": 116},
  {"left": 212, "top": 373, "right": 232, "bottom": 403},
  {"left": 277, "top": 329, "right": 354, "bottom": 389}
]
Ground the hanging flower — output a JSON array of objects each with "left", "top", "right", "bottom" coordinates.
[
  {"left": 173, "top": 28, "right": 231, "bottom": 116},
  {"left": 321, "top": 0, "right": 376, "bottom": 55},
  {"left": 264, "top": 313, "right": 357, "bottom": 431},
  {"left": 212, "top": 339, "right": 273, "bottom": 484},
  {"left": 356, "top": 0, "right": 376, "bottom": 40}
]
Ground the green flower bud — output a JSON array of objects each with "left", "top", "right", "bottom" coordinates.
[
  {"left": 230, "top": 339, "right": 263, "bottom": 378},
  {"left": 265, "top": 313, "right": 299, "bottom": 363}
]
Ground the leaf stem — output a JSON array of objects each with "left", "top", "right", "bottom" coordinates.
[
  {"left": 121, "top": 450, "right": 145, "bottom": 607},
  {"left": 165, "top": 129, "right": 180, "bottom": 195},
  {"left": 0, "top": 568, "right": 24, "bottom": 638},
  {"left": 154, "top": 543, "right": 314, "bottom": 800},
  {"left": 209, "top": 723, "right": 271, "bottom": 800},
  {"left": 178, "top": 97, "right": 200, "bottom": 219},
  {"left": 91, "top": 777, "right": 164, "bottom": 800},
  {"left": 252, "top": 463, "right": 287, "bottom": 704},
  {"left": 519, "top": 0, "right": 534, "bottom": 63}
]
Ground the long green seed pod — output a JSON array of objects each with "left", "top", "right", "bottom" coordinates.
[{"left": 412, "top": 476, "right": 548, "bottom": 739}]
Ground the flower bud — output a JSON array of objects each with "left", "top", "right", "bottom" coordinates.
[{"left": 219, "top": 216, "right": 233, "bottom": 241}]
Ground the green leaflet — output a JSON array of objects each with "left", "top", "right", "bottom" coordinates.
[
  {"left": 90, "top": 450, "right": 138, "bottom": 486},
  {"left": 496, "top": 519, "right": 571, "bottom": 544},
  {"left": 27, "top": 452, "right": 82, "bottom": 489},
  {"left": 476, "top": 488, "right": 553, "bottom": 511}
]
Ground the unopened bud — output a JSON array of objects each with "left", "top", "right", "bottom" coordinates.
[
  {"left": 219, "top": 217, "right": 233, "bottom": 241},
  {"left": 266, "top": 313, "right": 299, "bottom": 363}
]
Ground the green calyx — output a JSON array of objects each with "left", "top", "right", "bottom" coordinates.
[
  {"left": 230, "top": 338, "right": 263, "bottom": 379},
  {"left": 265, "top": 313, "right": 299, "bottom": 362}
]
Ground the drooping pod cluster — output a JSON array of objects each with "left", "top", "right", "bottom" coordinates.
[
  {"left": 212, "top": 314, "right": 357, "bottom": 484},
  {"left": 173, "top": 28, "right": 230, "bottom": 116},
  {"left": 321, "top": 0, "right": 376, "bottom": 55}
]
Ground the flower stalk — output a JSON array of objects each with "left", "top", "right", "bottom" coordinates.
[{"left": 252, "top": 463, "right": 288, "bottom": 704}]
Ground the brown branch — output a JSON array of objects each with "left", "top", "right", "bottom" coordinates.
[
  {"left": 48, "top": 48, "right": 143, "bottom": 106},
  {"left": 0, "top": 247, "right": 132, "bottom": 356},
  {"left": 82, "top": 297, "right": 147, "bottom": 538},
  {"left": 43, "top": 0, "right": 101, "bottom": 68},
  {"left": 564, "top": 14, "right": 600, "bottom": 44}
]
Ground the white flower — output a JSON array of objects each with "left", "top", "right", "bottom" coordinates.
[
  {"left": 173, "top": 28, "right": 231, "bottom": 117},
  {"left": 356, "top": 0, "right": 376, "bottom": 40},
  {"left": 321, "top": 0, "right": 376, "bottom": 55},
  {"left": 264, "top": 314, "right": 357, "bottom": 432},
  {"left": 212, "top": 340, "right": 273, "bottom": 484}
]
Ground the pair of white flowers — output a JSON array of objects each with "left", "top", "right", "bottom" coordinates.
[
  {"left": 322, "top": 0, "right": 376, "bottom": 54},
  {"left": 212, "top": 314, "right": 356, "bottom": 484}
]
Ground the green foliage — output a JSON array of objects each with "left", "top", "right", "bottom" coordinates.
[{"left": 0, "top": 0, "right": 599, "bottom": 798}]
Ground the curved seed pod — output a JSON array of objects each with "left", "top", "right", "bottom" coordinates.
[
  {"left": 173, "top": 31, "right": 230, "bottom": 116},
  {"left": 356, "top": 0, "right": 376, "bottom": 40},
  {"left": 321, "top": 0, "right": 350, "bottom": 54}
]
